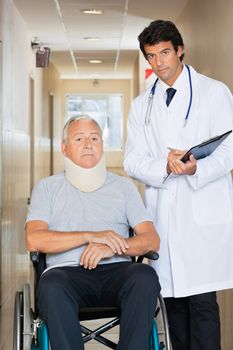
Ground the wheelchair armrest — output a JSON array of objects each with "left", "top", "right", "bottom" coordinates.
[
  {"left": 136, "top": 251, "right": 159, "bottom": 263},
  {"left": 30, "top": 252, "right": 46, "bottom": 273},
  {"left": 144, "top": 251, "right": 159, "bottom": 260}
]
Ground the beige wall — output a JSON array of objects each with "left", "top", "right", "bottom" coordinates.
[
  {"left": 178, "top": 0, "right": 233, "bottom": 91},
  {"left": 1, "top": 0, "right": 32, "bottom": 309},
  {"left": 0, "top": 0, "right": 60, "bottom": 311},
  {"left": 0, "top": 2, "right": 61, "bottom": 347},
  {"left": 131, "top": 54, "right": 140, "bottom": 99}
]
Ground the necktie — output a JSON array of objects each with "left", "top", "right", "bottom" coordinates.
[{"left": 166, "top": 87, "right": 176, "bottom": 106}]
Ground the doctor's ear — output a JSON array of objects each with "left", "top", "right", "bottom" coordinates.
[{"left": 177, "top": 45, "right": 184, "bottom": 59}]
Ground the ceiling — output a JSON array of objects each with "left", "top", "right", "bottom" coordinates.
[{"left": 13, "top": 0, "right": 188, "bottom": 79}]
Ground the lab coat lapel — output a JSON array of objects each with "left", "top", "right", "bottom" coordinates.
[
  {"left": 143, "top": 83, "right": 168, "bottom": 159},
  {"left": 178, "top": 67, "right": 202, "bottom": 149}
]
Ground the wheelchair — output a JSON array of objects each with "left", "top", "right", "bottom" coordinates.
[{"left": 13, "top": 250, "right": 172, "bottom": 350}]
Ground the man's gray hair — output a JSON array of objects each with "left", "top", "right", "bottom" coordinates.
[{"left": 62, "top": 115, "right": 103, "bottom": 143}]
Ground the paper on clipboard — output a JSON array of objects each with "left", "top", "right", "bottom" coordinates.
[{"left": 163, "top": 129, "right": 232, "bottom": 183}]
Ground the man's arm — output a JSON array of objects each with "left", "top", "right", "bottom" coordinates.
[
  {"left": 80, "top": 221, "right": 160, "bottom": 270},
  {"left": 26, "top": 220, "right": 128, "bottom": 255},
  {"left": 125, "top": 221, "right": 160, "bottom": 256}
]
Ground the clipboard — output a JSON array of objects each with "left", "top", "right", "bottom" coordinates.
[
  {"left": 180, "top": 130, "right": 232, "bottom": 163},
  {"left": 163, "top": 129, "right": 232, "bottom": 183}
]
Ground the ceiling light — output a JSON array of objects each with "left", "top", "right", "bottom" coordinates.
[
  {"left": 84, "top": 37, "right": 100, "bottom": 41},
  {"left": 89, "top": 59, "right": 102, "bottom": 64},
  {"left": 82, "top": 9, "right": 103, "bottom": 15}
]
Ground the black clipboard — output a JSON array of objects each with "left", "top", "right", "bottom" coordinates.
[
  {"left": 163, "top": 130, "right": 232, "bottom": 183},
  {"left": 180, "top": 130, "right": 232, "bottom": 163}
]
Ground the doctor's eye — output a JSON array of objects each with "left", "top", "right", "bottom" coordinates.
[
  {"left": 146, "top": 54, "right": 155, "bottom": 61},
  {"left": 161, "top": 49, "right": 170, "bottom": 57}
]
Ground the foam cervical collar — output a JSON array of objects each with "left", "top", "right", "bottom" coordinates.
[{"left": 64, "top": 155, "right": 107, "bottom": 192}]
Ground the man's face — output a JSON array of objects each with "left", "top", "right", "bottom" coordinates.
[
  {"left": 144, "top": 41, "right": 183, "bottom": 86},
  {"left": 62, "top": 120, "right": 103, "bottom": 169}
]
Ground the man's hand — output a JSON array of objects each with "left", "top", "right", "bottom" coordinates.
[
  {"left": 88, "top": 230, "right": 129, "bottom": 255},
  {"left": 167, "top": 149, "right": 197, "bottom": 176},
  {"left": 80, "top": 243, "right": 114, "bottom": 269}
]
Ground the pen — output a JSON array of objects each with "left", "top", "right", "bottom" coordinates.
[{"left": 162, "top": 173, "right": 170, "bottom": 184}]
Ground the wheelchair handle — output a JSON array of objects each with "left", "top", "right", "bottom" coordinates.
[
  {"left": 145, "top": 251, "right": 159, "bottom": 260},
  {"left": 30, "top": 252, "right": 40, "bottom": 263}
]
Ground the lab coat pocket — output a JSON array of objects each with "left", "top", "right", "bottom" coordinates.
[{"left": 192, "top": 177, "right": 232, "bottom": 225}]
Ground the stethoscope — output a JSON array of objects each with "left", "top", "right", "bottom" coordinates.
[{"left": 145, "top": 64, "right": 193, "bottom": 127}]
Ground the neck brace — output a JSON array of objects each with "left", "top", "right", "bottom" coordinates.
[{"left": 64, "top": 155, "right": 107, "bottom": 192}]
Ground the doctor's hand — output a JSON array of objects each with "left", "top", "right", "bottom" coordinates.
[
  {"left": 168, "top": 151, "right": 197, "bottom": 176},
  {"left": 80, "top": 243, "right": 114, "bottom": 270},
  {"left": 166, "top": 149, "right": 187, "bottom": 174}
]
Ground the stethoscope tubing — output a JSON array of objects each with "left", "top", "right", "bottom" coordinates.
[{"left": 145, "top": 64, "right": 192, "bottom": 127}]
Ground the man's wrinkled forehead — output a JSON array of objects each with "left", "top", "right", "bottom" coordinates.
[{"left": 68, "top": 119, "right": 102, "bottom": 136}]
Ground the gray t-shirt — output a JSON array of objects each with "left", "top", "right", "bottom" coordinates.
[{"left": 26, "top": 171, "right": 151, "bottom": 270}]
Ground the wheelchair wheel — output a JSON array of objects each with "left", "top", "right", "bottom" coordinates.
[
  {"left": 157, "top": 294, "right": 172, "bottom": 350},
  {"left": 13, "top": 290, "right": 23, "bottom": 350},
  {"left": 23, "top": 284, "right": 33, "bottom": 349},
  {"left": 13, "top": 284, "right": 33, "bottom": 350}
]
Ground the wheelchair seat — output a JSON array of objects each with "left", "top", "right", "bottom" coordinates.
[{"left": 14, "top": 248, "right": 171, "bottom": 350}]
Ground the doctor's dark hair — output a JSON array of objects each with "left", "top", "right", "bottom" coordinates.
[{"left": 138, "top": 20, "right": 185, "bottom": 61}]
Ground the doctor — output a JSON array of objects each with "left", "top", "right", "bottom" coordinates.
[{"left": 124, "top": 19, "right": 233, "bottom": 350}]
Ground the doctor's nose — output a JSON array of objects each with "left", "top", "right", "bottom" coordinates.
[{"left": 155, "top": 56, "right": 164, "bottom": 67}]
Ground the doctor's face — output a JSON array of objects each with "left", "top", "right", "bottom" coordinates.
[
  {"left": 144, "top": 41, "right": 183, "bottom": 86},
  {"left": 61, "top": 119, "right": 103, "bottom": 169}
]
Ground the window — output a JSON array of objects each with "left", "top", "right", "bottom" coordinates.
[{"left": 66, "top": 94, "right": 123, "bottom": 150}]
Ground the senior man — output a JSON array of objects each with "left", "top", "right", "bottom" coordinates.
[{"left": 26, "top": 115, "right": 160, "bottom": 350}]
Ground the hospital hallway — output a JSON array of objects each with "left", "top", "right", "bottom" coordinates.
[{"left": 1, "top": 0, "right": 233, "bottom": 349}]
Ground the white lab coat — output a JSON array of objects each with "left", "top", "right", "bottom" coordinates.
[{"left": 124, "top": 65, "right": 233, "bottom": 297}]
